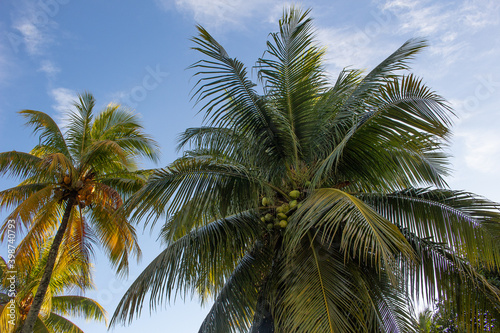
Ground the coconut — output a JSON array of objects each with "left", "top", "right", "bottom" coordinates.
[
  {"left": 289, "top": 190, "right": 300, "bottom": 199},
  {"left": 289, "top": 200, "right": 298, "bottom": 209},
  {"left": 262, "top": 197, "right": 269, "bottom": 206},
  {"left": 277, "top": 213, "right": 288, "bottom": 220},
  {"left": 281, "top": 204, "right": 290, "bottom": 213},
  {"left": 260, "top": 216, "right": 266, "bottom": 223},
  {"left": 279, "top": 220, "right": 288, "bottom": 228},
  {"left": 276, "top": 206, "right": 284, "bottom": 213},
  {"left": 265, "top": 213, "right": 273, "bottom": 222},
  {"left": 76, "top": 180, "right": 83, "bottom": 188},
  {"left": 297, "top": 203, "right": 303, "bottom": 209},
  {"left": 266, "top": 223, "right": 274, "bottom": 230},
  {"left": 63, "top": 176, "right": 71, "bottom": 185}
]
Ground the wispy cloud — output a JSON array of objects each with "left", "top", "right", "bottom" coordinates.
[
  {"left": 9, "top": 0, "right": 63, "bottom": 56},
  {"left": 457, "top": 130, "right": 500, "bottom": 174},
  {"left": 38, "top": 59, "right": 60, "bottom": 76},
  {"left": 50, "top": 87, "right": 76, "bottom": 128},
  {"left": 155, "top": 0, "right": 277, "bottom": 28},
  {"left": 378, "top": 0, "right": 500, "bottom": 64},
  {"left": 316, "top": 26, "right": 396, "bottom": 75},
  {"left": 13, "top": 19, "right": 49, "bottom": 55}
]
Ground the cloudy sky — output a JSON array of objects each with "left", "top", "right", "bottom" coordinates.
[{"left": 1, "top": 0, "right": 499, "bottom": 331}]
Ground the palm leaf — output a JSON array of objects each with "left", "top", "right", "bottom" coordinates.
[{"left": 110, "top": 211, "right": 261, "bottom": 327}]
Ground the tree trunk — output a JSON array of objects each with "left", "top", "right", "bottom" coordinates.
[
  {"left": 251, "top": 294, "right": 274, "bottom": 333},
  {"left": 21, "top": 196, "right": 75, "bottom": 333}
]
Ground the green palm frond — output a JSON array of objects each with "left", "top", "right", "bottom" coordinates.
[
  {"left": 65, "top": 92, "right": 95, "bottom": 159},
  {"left": 34, "top": 317, "right": 52, "bottom": 333},
  {"left": 0, "top": 151, "right": 45, "bottom": 180},
  {"left": 276, "top": 234, "right": 367, "bottom": 333},
  {"left": 125, "top": 157, "right": 261, "bottom": 225},
  {"left": 18, "top": 110, "right": 70, "bottom": 159},
  {"left": 50, "top": 296, "right": 106, "bottom": 324},
  {"left": 189, "top": 26, "right": 285, "bottom": 168},
  {"left": 257, "top": 7, "right": 326, "bottom": 165},
  {"left": 111, "top": 211, "right": 261, "bottom": 327},
  {"left": 42, "top": 313, "right": 84, "bottom": 333},
  {"left": 199, "top": 244, "right": 272, "bottom": 333},
  {"left": 287, "top": 188, "right": 414, "bottom": 277},
  {"left": 313, "top": 74, "right": 452, "bottom": 189},
  {"left": 361, "top": 188, "right": 500, "bottom": 266},
  {"left": 342, "top": 38, "right": 427, "bottom": 108}
]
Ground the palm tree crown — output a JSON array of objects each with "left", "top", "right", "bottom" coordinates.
[
  {"left": 0, "top": 92, "right": 159, "bottom": 332},
  {"left": 111, "top": 8, "right": 500, "bottom": 333},
  {"left": 0, "top": 241, "right": 106, "bottom": 332}
]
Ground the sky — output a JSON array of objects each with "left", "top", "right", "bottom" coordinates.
[{"left": 0, "top": 0, "right": 499, "bottom": 332}]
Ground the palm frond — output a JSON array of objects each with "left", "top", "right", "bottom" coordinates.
[
  {"left": 313, "top": 74, "right": 452, "bottom": 189},
  {"left": 110, "top": 211, "right": 261, "bottom": 327},
  {"left": 189, "top": 26, "right": 286, "bottom": 167},
  {"left": 0, "top": 151, "right": 44, "bottom": 180},
  {"left": 51, "top": 296, "right": 106, "bottom": 324},
  {"left": 360, "top": 188, "right": 500, "bottom": 267},
  {"left": 18, "top": 110, "right": 70, "bottom": 158},
  {"left": 125, "top": 157, "right": 261, "bottom": 225},
  {"left": 199, "top": 243, "right": 272, "bottom": 333},
  {"left": 276, "top": 233, "right": 367, "bottom": 333},
  {"left": 286, "top": 188, "right": 414, "bottom": 278},
  {"left": 43, "top": 312, "right": 84, "bottom": 333},
  {"left": 257, "top": 7, "right": 327, "bottom": 164}
]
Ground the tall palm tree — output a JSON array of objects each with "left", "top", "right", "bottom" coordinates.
[
  {"left": 111, "top": 8, "right": 500, "bottom": 333},
  {"left": 0, "top": 92, "right": 159, "bottom": 332},
  {"left": 0, "top": 240, "right": 106, "bottom": 332}
]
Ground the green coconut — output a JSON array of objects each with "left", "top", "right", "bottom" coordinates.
[
  {"left": 260, "top": 216, "right": 266, "bottom": 223},
  {"left": 262, "top": 197, "right": 269, "bottom": 206},
  {"left": 267, "top": 223, "right": 274, "bottom": 230},
  {"left": 281, "top": 203, "right": 290, "bottom": 213},
  {"left": 265, "top": 213, "right": 273, "bottom": 222},
  {"left": 289, "top": 200, "right": 298, "bottom": 209},
  {"left": 279, "top": 220, "right": 288, "bottom": 228},
  {"left": 276, "top": 206, "right": 284, "bottom": 213},
  {"left": 289, "top": 190, "right": 300, "bottom": 199},
  {"left": 277, "top": 213, "right": 288, "bottom": 220}
]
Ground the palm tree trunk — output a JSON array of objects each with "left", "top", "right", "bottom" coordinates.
[
  {"left": 250, "top": 293, "right": 274, "bottom": 333},
  {"left": 21, "top": 196, "right": 75, "bottom": 333}
]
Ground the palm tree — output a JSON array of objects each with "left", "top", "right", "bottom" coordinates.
[
  {"left": 0, "top": 92, "right": 159, "bottom": 332},
  {"left": 111, "top": 8, "right": 500, "bottom": 333},
  {"left": 0, "top": 240, "right": 106, "bottom": 332}
]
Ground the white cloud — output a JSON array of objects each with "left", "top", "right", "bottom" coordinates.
[
  {"left": 38, "top": 59, "right": 60, "bottom": 76},
  {"left": 316, "top": 26, "right": 397, "bottom": 75},
  {"left": 457, "top": 130, "right": 500, "bottom": 174},
  {"left": 50, "top": 87, "right": 76, "bottom": 128},
  {"left": 378, "top": 0, "right": 500, "bottom": 67},
  {"left": 381, "top": 0, "right": 500, "bottom": 35},
  {"left": 13, "top": 19, "right": 47, "bottom": 55},
  {"left": 155, "top": 0, "right": 277, "bottom": 28},
  {"left": 51, "top": 87, "right": 76, "bottom": 113}
]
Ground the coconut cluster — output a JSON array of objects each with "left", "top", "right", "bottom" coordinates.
[
  {"left": 54, "top": 173, "right": 95, "bottom": 208},
  {"left": 260, "top": 189, "right": 303, "bottom": 231}
]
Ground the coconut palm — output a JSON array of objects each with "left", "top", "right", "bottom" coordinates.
[
  {"left": 0, "top": 240, "right": 106, "bottom": 332},
  {"left": 111, "top": 8, "right": 500, "bottom": 333},
  {"left": 0, "top": 92, "right": 159, "bottom": 332}
]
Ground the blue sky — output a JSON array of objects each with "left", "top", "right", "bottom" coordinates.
[{"left": 1, "top": 0, "right": 499, "bottom": 332}]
